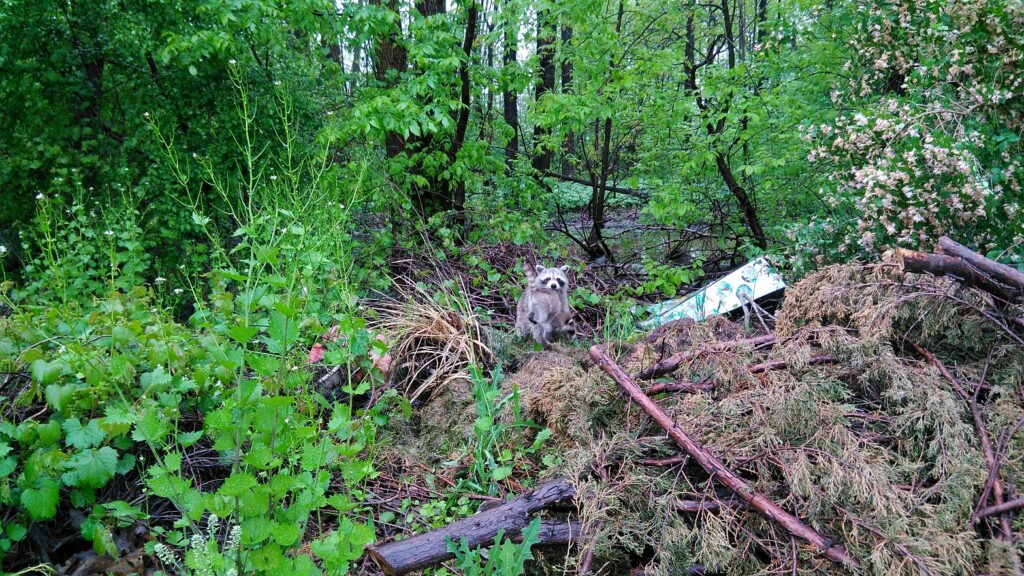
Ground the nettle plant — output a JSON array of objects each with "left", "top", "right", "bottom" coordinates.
[{"left": 802, "top": 0, "right": 1024, "bottom": 262}]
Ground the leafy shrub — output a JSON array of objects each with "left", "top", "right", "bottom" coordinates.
[{"left": 800, "top": 0, "right": 1024, "bottom": 264}]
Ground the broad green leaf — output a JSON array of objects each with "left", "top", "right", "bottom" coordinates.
[
  {"left": 44, "top": 383, "right": 74, "bottom": 413},
  {"left": 63, "top": 418, "right": 105, "bottom": 450},
  {"left": 21, "top": 478, "right": 60, "bottom": 520},
  {"left": 219, "top": 472, "right": 257, "bottom": 497},
  {"left": 63, "top": 447, "right": 118, "bottom": 489}
]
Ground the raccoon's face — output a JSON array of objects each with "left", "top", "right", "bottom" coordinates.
[{"left": 533, "top": 265, "right": 570, "bottom": 292}]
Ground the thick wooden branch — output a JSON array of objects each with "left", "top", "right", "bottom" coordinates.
[
  {"left": 637, "top": 335, "right": 775, "bottom": 380},
  {"left": 367, "top": 477, "right": 577, "bottom": 575},
  {"left": 590, "top": 345, "right": 859, "bottom": 569},
  {"left": 893, "top": 248, "right": 1019, "bottom": 302},
  {"left": 937, "top": 237, "right": 1024, "bottom": 296}
]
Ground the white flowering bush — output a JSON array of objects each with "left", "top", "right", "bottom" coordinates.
[{"left": 798, "top": 0, "right": 1024, "bottom": 264}]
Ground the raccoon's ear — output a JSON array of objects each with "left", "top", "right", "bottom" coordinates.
[
  {"left": 559, "top": 265, "right": 570, "bottom": 273},
  {"left": 535, "top": 265, "right": 546, "bottom": 275}
]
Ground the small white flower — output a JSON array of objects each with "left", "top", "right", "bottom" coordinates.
[
  {"left": 0, "top": 246, "right": 6, "bottom": 255},
  {"left": 35, "top": 193, "right": 44, "bottom": 200},
  {"left": 143, "top": 112, "right": 150, "bottom": 118},
  {"left": 270, "top": 175, "right": 277, "bottom": 181},
  {"left": 326, "top": 110, "right": 334, "bottom": 116},
  {"left": 155, "top": 277, "right": 166, "bottom": 284},
  {"left": 173, "top": 288, "right": 184, "bottom": 295},
  {"left": 274, "top": 80, "right": 281, "bottom": 86},
  {"left": 229, "top": 59, "right": 237, "bottom": 66},
  {"left": 104, "top": 229, "right": 114, "bottom": 236}
]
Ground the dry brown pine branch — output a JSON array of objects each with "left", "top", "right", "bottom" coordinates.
[{"left": 590, "top": 345, "right": 859, "bottom": 569}]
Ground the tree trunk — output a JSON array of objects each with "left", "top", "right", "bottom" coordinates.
[
  {"left": 715, "top": 153, "right": 767, "bottom": 249},
  {"left": 447, "top": 0, "right": 479, "bottom": 230},
  {"left": 584, "top": 0, "right": 624, "bottom": 260},
  {"left": 560, "top": 25, "right": 575, "bottom": 177},
  {"left": 531, "top": 6, "right": 555, "bottom": 173},
  {"left": 370, "top": 0, "right": 408, "bottom": 159},
  {"left": 502, "top": 0, "right": 519, "bottom": 166},
  {"left": 893, "top": 248, "right": 1022, "bottom": 302},
  {"left": 937, "top": 237, "right": 1024, "bottom": 295}
]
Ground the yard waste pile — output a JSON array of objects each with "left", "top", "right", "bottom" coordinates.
[{"left": 369, "top": 246, "right": 1024, "bottom": 575}]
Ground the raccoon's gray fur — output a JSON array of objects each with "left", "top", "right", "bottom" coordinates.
[{"left": 516, "top": 263, "right": 575, "bottom": 345}]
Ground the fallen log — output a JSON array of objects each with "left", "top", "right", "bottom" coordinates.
[
  {"left": 937, "top": 237, "right": 1024, "bottom": 296},
  {"left": 893, "top": 248, "right": 1019, "bottom": 302},
  {"left": 367, "top": 477, "right": 577, "bottom": 575},
  {"left": 590, "top": 345, "right": 859, "bottom": 569},
  {"left": 637, "top": 335, "right": 775, "bottom": 380}
]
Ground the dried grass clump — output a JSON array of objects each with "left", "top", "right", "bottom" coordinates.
[{"left": 372, "top": 280, "right": 493, "bottom": 402}]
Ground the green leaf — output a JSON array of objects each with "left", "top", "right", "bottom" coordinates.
[
  {"left": 219, "top": 472, "right": 257, "bottom": 497},
  {"left": 63, "top": 418, "right": 105, "bottom": 450},
  {"left": 228, "top": 324, "right": 259, "bottom": 344},
  {"left": 6, "top": 522, "right": 27, "bottom": 542},
  {"left": 21, "top": 478, "right": 60, "bottom": 520},
  {"left": 491, "top": 465, "right": 513, "bottom": 481},
  {"left": 271, "top": 522, "right": 300, "bottom": 546},
  {"left": 31, "top": 359, "right": 65, "bottom": 386},
  {"left": 140, "top": 365, "right": 172, "bottom": 392},
  {"left": 44, "top": 383, "right": 75, "bottom": 413},
  {"left": 63, "top": 447, "right": 118, "bottom": 489},
  {"left": 132, "top": 409, "right": 170, "bottom": 445},
  {"left": 176, "top": 430, "right": 203, "bottom": 447},
  {"left": 0, "top": 457, "right": 17, "bottom": 478}
]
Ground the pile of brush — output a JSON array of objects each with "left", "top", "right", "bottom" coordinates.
[{"left": 367, "top": 238, "right": 1024, "bottom": 576}]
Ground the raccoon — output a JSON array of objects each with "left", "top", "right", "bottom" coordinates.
[{"left": 516, "top": 263, "right": 575, "bottom": 345}]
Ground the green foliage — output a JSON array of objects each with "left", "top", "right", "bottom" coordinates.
[{"left": 446, "top": 516, "right": 543, "bottom": 576}]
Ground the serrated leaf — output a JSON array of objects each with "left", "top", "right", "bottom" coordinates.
[
  {"left": 176, "top": 430, "right": 203, "bottom": 447},
  {"left": 228, "top": 324, "right": 259, "bottom": 344},
  {"left": 64, "top": 418, "right": 105, "bottom": 450},
  {"left": 31, "top": 359, "right": 65, "bottom": 386},
  {"left": 0, "top": 457, "right": 16, "bottom": 478},
  {"left": 132, "top": 409, "right": 170, "bottom": 445},
  {"left": 21, "top": 478, "right": 60, "bottom": 520},
  {"left": 63, "top": 447, "right": 118, "bottom": 489},
  {"left": 219, "top": 472, "right": 257, "bottom": 497},
  {"left": 271, "top": 522, "right": 300, "bottom": 546}
]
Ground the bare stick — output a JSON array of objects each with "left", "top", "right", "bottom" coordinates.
[
  {"left": 976, "top": 497, "right": 1024, "bottom": 521},
  {"left": 367, "top": 477, "right": 577, "bottom": 575},
  {"left": 637, "top": 335, "right": 775, "bottom": 380},
  {"left": 590, "top": 345, "right": 859, "bottom": 568}
]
